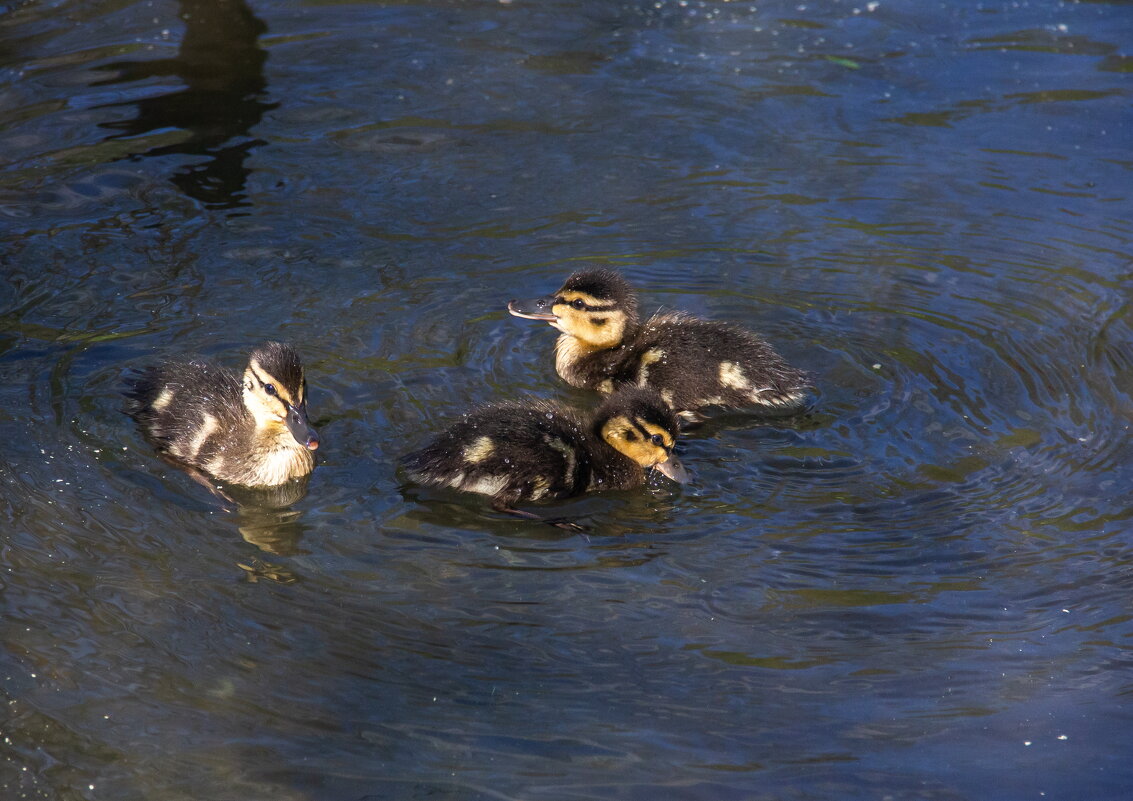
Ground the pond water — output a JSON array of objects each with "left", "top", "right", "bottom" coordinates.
[{"left": 3, "top": 0, "right": 1132, "bottom": 798}]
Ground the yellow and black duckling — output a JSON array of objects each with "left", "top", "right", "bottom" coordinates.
[
  {"left": 402, "top": 387, "right": 688, "bottom": 526},
  {"left": 124, "top": 341, "right": 319, "bottom": 487},
  {"left": 508, "top": 268, "right": 811, "bottom": 422}
]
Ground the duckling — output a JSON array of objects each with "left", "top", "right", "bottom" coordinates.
[
  {"left": 124, "top": 342, "right": 319, "bottom": 487},
  {"left": 508, "top": 268, "right": 811, "bottom": 421},
  {"left": 402, "top": 387, "right": 687, "bottom": 526}
]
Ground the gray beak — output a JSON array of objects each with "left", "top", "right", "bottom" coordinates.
[
  {"left": 285, "top": 402, "right": 319, "bottom": 450},
  {"left": 508, "top": 295, "right": 558, "bottom": 321},
  {"left": 654, "top": 453, "right": 689, "bottom": 484}
]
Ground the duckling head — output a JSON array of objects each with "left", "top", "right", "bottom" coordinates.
[
  {"left": 242, "top": 342, "right": 320, "bottom": 450},
  {"left": 594, "top": 387, "right": 688, "bottom": 483},
  {"left": 509, "top": 268, "right": 638, "bottom": 350}
]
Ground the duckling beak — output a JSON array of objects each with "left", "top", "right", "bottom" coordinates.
[
  {"left": 285, "top": 402, "right": 320, "bottom": 450},
  {"left": 653, "top": 453, "right": 690, "bottom": 484},
  {"left": 508, "top": 295, "right": 558, "bottom": 322}
]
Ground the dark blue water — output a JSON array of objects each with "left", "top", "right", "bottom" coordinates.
[{"left": 3, "top": 0, "right": 1132, "bottom": 799}]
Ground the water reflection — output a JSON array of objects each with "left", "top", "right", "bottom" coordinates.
[
  {"left": 164, "top": 466, "right": 312, "bottom": 558},
  {"left": 226, "top": 480, "right": 311, "bottom": 558},
  {"left": 92, "top": 0, "right": 275, "bottom": 210},
  {"left": 142, "top": 450, "right": 312, "bottom": 560}
]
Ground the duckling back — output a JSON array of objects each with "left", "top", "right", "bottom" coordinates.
[
  {"left": 402, "top": 399, "right": 591, "bottom": 508},
  {"left": 624, "top": 311, "right": 810, "bottom": 415},
  {"left": 125, "top": 359, "right": 248, "bottom": 461}
]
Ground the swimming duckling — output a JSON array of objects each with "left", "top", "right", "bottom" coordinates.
[
  {"left": 124, "top": 341, "right": 319, "bottom": 487},
  {"left": 402, "top": 387, "right": 687, "bottom": 526},
  {"left": 508, "top": 268, "right": 810, "bottom": 421}
]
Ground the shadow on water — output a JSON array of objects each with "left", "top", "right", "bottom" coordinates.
[{"left": 91, "top": 0, "right": 276, "bottom": 211}]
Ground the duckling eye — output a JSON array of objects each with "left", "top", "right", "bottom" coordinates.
[
  {"left": 263, "top": 383, "right": 278, "bottom": 397},
  {"left": 571, "top": 298, "right": 586, "bottom": 310},
  {"left": 651, "top": 434, "right": 664, "bottom": 447}
]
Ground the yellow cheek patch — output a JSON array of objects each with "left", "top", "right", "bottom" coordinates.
[
  {"left": 269, "top": 397, "right": 290, "bottom": 422},
  {"left": 600, "top": 415, "right": 673, "bottom": 467},
  {"left": 550, "top": 303, "right": 627, "bottom": 349},
  {"left": 599, "top": 415, "right": 632, "bottom": 446}
]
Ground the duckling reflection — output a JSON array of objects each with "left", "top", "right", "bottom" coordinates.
[
  {"left": 124, "top": 341, "right": 319, "bottom": 487},
  {"left": 402, "top": 387, "right": 687, "bottom": 530},
  {"left": 214, "top": 478, "right": 309, "bottom": 556},
  {"left": 91, "top": 0, "right": 276, "bottom": 209},
  {"left": 509, "top": 268, "right": 812, "bottom": 423}
]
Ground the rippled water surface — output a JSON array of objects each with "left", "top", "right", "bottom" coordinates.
[{"left": 3, "top": 0, "right": 1133, "bottom": 798}]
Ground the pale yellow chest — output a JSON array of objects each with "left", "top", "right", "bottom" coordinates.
[{"left": 554, "top": 335, "right": 600, "bottom": 386}]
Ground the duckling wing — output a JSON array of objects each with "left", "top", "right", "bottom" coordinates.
[
  {"left": 124, "top": 359, "right": 247, "bottom": 455},
  {"left": 627, "top": 312, "right": 810, "bottom": 413}
]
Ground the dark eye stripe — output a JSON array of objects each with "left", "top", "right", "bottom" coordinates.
[
  {"left": 633, "top": 419, "right": 673, "bottom": 450},
  {"left": 251, "top": 366, "right": 295, "bottom": 406},
  {"left": 556, "top": 296, "right": 617, "bottom": 312}
]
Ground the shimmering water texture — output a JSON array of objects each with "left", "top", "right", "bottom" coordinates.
[{"left": 3, "top": 1, "right": 1133, "bottom": 799}]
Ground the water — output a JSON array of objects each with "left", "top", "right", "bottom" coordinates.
[{"left": 3, "top": 0, "right": 1132, "bottom": 798}]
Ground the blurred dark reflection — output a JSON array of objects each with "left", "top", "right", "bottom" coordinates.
[
  {"left": 226, "top": 479, "right": 311, "bottom": 557},
  {"left": 93, "top": 0, "right": 277, "bottom": 210},
  {"left": 148, "top": 451, "right": 312, "bottom": 555}
]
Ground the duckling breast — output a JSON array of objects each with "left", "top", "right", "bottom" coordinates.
[{"left": 209, "top": 438, "right": 316, "bottom": 487}]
